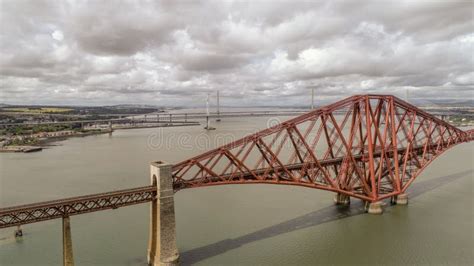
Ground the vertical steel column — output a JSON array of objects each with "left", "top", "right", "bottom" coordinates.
[
  {"left": 216, "top": 90, "right": 221, "bottom": 122},
  {"left": 365, "top": 97, "right": 383, "bottom": 214},
  {"left": 365, "top": 97, "right": 377, "bottom": 200},
  {"left": 389, "top": 97, "right": 401, "bottom": 192}
]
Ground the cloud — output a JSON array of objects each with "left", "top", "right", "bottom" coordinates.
[{"left": 0, "top": 0, "right": 472, "bottom": 106}]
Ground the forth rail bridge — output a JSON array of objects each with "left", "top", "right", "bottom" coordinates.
[{"left": 1, "top": 95, "right": 473, "bottom": 266}]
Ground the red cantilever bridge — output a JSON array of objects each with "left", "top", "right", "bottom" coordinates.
[{"left": 1, "top": 94, "right": 473, "bottom": 265}]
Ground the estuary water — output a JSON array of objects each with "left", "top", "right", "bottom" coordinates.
[{"left": 0, "top": 116, "right": 473, "bottom": 265}]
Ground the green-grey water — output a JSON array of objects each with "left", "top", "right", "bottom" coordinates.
[{"left": 1, "top": 117, "right": 473, "bottom": 265}]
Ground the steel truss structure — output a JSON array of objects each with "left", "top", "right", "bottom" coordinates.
[
  {"left": 0, "top": 186, "right": 155, "bottom": 228},
  {"left": 1, "top": 94, "right": 472, "bottom": 229},
  {"left": 172, "top": 95, "right": 472, "bottom": 202}
]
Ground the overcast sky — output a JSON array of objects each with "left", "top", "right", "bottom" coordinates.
[{"left": 0, "top": 0, "right": 473, "bottom": 106}]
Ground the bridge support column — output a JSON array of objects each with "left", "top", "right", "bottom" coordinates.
[
  {"left": 333, "top": 193, "right": 350, "bottom": 205},
  {"left": 148, "top": 161, "right": 179, "bottom": 266},
  {"left": 62, "top": 216, "right": 74, "bottom": 266},
  {"left": 391, "top": 193, "right": 408, "bottom": 205},
  {"left": 14, "top": 225, "right": 23, "bottom": 238},
  {"left": 365, "top": 201, "right": 383, "bottom": 214}
]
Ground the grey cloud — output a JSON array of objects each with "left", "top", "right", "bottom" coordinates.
[
  {"left": 68, "top": 1, "right": 183, "bottom": 56},
  {"left": 0, "top": 0, "right": 472, "bottom": 106},
  {"left": 158, "top": 89, "right": 210, "bottom": 96},
  {"left": 179, "top": 53, "right": 249, "bottom": 72},
  {"left": 113, "top": 88, "right": 157, "bottom": 94}
]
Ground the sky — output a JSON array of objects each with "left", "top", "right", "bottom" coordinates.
[{"left": 0, "top": 0, "right": 473, "bottom": 107}]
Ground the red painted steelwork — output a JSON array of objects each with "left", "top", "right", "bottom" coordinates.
[
  {"left": 172, "top": 95, "right": 471, "bottom": 202},
  {"left": 0, "top": 186, "right": 155, "bottom": 228},
  {"left": 0, "top": 94, "right": 471, "bottom": 229}
]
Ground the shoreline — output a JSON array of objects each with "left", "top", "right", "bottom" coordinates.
[
  {"left": 0, "top": 130, "right": 111, "bottom": 153},
  {"left": 0, "top": 145, "right": 43, "bottom": 153},
  {"left": 0, "top": 122, "right": 201, "bottom": 153}
]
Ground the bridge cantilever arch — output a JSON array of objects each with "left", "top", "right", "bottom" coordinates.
[
  {"left": 1, "top": 95, "right": 473, "bottom": 266},
  {"left": 171, "top": 94, "right": 472, "bottom": 202}
]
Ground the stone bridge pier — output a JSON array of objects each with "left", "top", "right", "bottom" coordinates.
[
  {"left": 148, "top": 161, "right": 179, "bottom": 266},
  {"left": 62, "top": 216, "right": 74, "bottom": 266}
]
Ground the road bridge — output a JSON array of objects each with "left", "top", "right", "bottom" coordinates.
[{"left": 0, "top": 110, "right": 307, "bottom": 128}]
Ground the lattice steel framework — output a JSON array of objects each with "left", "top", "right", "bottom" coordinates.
[
  {"left": 172, "top": 95, "right": 471, "bottom": 202},
  {"left": 0, "top": 186, "right": 155, "bottom": 228},
  {"left": 1, "top": 94, "right": 471, "bottom": 229}
]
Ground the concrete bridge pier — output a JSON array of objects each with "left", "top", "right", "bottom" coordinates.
[
  {"left": 365, "top": 201, "right": 383, "bottom": 214},
  {"left": 148, "top": 161, "right": 179, "bottom": 266},
  {"left": 333, "top": 193, "right": 350, "bottom": 205},
  {"left": 391, "top": 193, "right": 408, "bottom": 205},
  {"left": 14, "top": 225, "right": 23, "bottom": 238},
  {"left": 62, "top": 216, "right": 74, "bottom": 266}
]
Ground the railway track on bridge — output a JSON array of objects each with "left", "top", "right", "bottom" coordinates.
[{"left": 0, "top": 186, "right": 156, "bottom": 228}]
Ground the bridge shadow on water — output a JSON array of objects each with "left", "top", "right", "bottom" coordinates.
[{"left": 179, "top": 170, "right": 472, "bottom": 265}]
